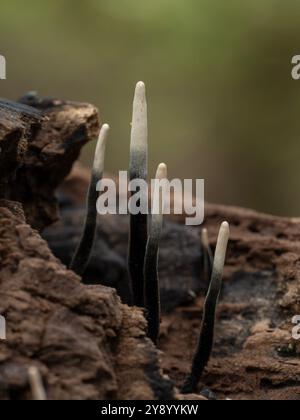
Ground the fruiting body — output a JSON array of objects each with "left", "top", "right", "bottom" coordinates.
[
  {"left": 70, "top": 124, "right": 109, "bottom": 276},
  {"left": 182, "top": 221, "right": 230, "bottom": 394},
  {"left": 144, "top": 163, "right": 167, "bottom": 344},
  {"left": 128, "top": 82, "right": 148, "bottom": 307}
]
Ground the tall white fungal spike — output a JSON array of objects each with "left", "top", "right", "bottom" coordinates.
[
  {"left": 28, "top": 366, "right": 47, "bottom": 401},
  {"left": 130, "top": 81, "right": 148, "bottom": 179},
  {"left": 69, "top": 122, "right": 110, "bottom": 276},
  {"left": 128, "top": 82, "right": 149, "bottom": 308},
  {"left": 144, "top": 162, "right": 168, "bottom": 344},
  {"left": 181, "top": 221, "right": 230, "bottom": 394}
]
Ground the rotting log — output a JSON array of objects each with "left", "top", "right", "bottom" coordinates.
[
  {"left": 44, "top": 164, "right": 205, "bottom": 310},
  {"left": 47, "top": 166, "right": 300, "bottom": 400},
  {"left": 0, "top": 95, "right": 175, "bottom": 401},
  {"left": 0, "top": 94, "right": 100, "bottom": 229},
  {"left": 161, "top": 205, "right": 300, "bottom": 400},
  {"left": 0, "top": 201, "right": 174, "bottom": 400},
  {"left": 0, "top": 98, "right": 44, "bottom": 197},
  {"left": 2, "top": 93, "right": 300, "bottom": 400}
]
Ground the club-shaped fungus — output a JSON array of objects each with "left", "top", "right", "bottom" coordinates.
[
  {"left": 70, "top": 123, "right": 109, "bottom": 276},
  {"left": 144, "top": 163, "right": 167, "bottom": 344},
  {"left": 128, "top": 82, "right": 148, "bottom": 307},
  {"left": 181, "top": 221, "right": 230, "bottom": 393}
]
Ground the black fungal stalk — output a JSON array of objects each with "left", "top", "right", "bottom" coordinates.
[
  {"left": 128, "top": 82, "right": 148, "bottom": 307},
  {"left": 144, "top": 163, "right": 167, "bottom": 344},
  {"left": 181, "top": 221, "right": 230, "bottom": 394},
  {"left": 70, "top": 124, "right": 109, "bottom": 276}
]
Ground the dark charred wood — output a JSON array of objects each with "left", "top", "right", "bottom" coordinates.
[{"left": 43, "top": 191, "right": 205, "bottom": 311}]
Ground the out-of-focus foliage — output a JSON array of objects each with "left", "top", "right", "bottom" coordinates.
[{"left": 1, "top": 0, "right": 300, "bottom": 215}]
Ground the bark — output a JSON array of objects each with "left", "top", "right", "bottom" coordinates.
[
  {"left": 0, "top": 202, "right": 174, "bottom": 400},
  {"left": 0, "top": 98, "right": 44, "bottom": 197},
  {"left": 0, "top": 94, "right": 100, "bottom": 229}
]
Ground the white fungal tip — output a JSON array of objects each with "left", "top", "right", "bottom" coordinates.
[
  {"left": 28, "top": 366, "right": 47, "bottom": 401},
  {"left": 201, "top": 228, "right": 209, "bottom": 249},
  {"left": 220, "top": 221, "right": 230, "bottom": 238},
  {"left": 101, "top": 123, "right": 110, "bottom": 132},
  {"left": 133, "top": 82, "right": 146, "bottom": 104},
  {"left": 136, "top": 81, "right": 146, "bottom": 92},
  {"left": 152, "top": 163, "right": 168, "bottom": 217},
  {"left": 213, "top": 221, "right": 230, "bottom": 273},
  {"left": 93, "top": 123, "right": 109, "bottom": 174},
  {"left": 156, "top": 163, "right": 167, "bottom": 180},
  {"left": 99, "top": 123, "right": 110, "bottom": 142},
  {"left": 97, "top": 123, "right": 110, "bottom": 143},
  {"left": 130, "top": 81, "right": 148, "bottom": 164}
]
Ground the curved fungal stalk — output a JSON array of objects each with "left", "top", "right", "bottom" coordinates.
[
  {"left": 144, "top": 163, "right": 167, "bottom": 344},
  {"left": 201, "top": 228, "right": 213, "bottom": 284},
  {"left": 28, "top": 366, "right": 47, "bottom": 401},
  {"left": 70, "top": 123, "right": 109, "bottom": 276},
  {"left": 181, "top": 221, "right": 230, "bottom": 394},
  {"left": 128, "top": 81, "right": 148, "bottom": 307}
]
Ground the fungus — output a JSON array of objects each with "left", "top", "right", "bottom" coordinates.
[
  {"left": 144, "top": 163, "right": 167, "bottom": 344},
  {"left": 70, "top": 123, "right": 109, "bottom": 276},
  {"left": 181, "top": 221, "right": 230, "bottom": 394},
  {"left": 128, "top": 82, "right": 148, "bottom": 307},
  {"left": 28, "top": 366, "right": 47, "bottom": 401}
]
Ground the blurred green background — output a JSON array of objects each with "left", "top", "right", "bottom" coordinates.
[{"left": 1, "top": 0, "right": 300, "bottom": 216}]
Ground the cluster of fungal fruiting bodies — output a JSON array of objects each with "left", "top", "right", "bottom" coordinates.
[{"left": 69, "top": 82, "right": 230, "bottom": 395}]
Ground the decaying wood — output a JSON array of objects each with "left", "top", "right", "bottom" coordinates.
[
  {"left": 0, "top": 201, "right": 174, "bottom": 400},
  {"left": 0, "top": 94, "right": 100, "bottom": 229},
  {"left": 161, "top": 205, "right": 300, "bottom": 400},
  {"left": 48, "top": 166, "right": 300, "bottom": 400},
  {"left": 44, "top": 164, "right": 205, "bottom": 310},
  {"left": 0, "top": 96, "right": 176, "bottom": 400},
  {"left": 1, "top": 93, "right": 300, "bottom": 400},
  {"left": 0, "top": 99, "right": 44, "bottom": 197}
]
